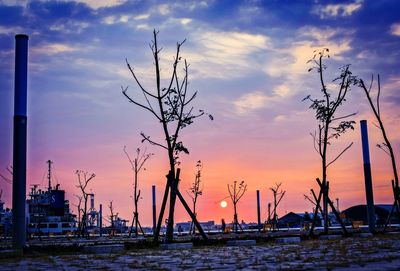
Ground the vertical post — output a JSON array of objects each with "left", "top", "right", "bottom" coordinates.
[
  {"left": 360, "top": 120, "right": 375, "bottom": 232},
  {"left": 12, "top": 34, "right": 28, "bottom": 250},
  {"left": 99, "top": 204, "right": 103, "bottom": 237},
  {"left": 256, "top": 190, "right": 261, "bottom": 232},
  {"left": 152, "top": 185, "right": 156, "bottom": 235}
]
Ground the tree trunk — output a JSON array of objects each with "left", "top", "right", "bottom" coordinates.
[
  {"left": 166, "top": 167, "right": 177, "bottom": 243},
  {"left": 134, "top": 162, "right": 138, "bottom": 237}
]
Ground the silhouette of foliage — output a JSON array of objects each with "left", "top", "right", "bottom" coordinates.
[
  {"left": 359, "top": 75, "right": 398, "bottom": 187},
  {"left": 303, "top": 48, "right": 358, "bottom": 233},
  {"left": 227, "top": 180, "right": 247, "bottom": 233},
  {"left": 187, "top": 160, "right": 203, "bottom": 234},
  {"left": 122, "top": 30, "right": 212, "bottom": 242},
  {"left": 123, "top": 146, "right": 153, "bottom": 237},
  {"left": 75, "top": 170, "right": 96, "bottom": 237}
]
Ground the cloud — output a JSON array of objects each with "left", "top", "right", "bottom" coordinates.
[
  {"left": 180, "top": 18, "right": 192, "bottom": 25},
  {"left": 233, "top": 91, "right": 270, "bottom": 115},
  {"left": 0, "top": 25, "right": 22, "bottom": 34},
  {"left": 134, "top": 13, "right": 150, "bottom": 20},
  {"left": 273, "top": 84, "right": 291, "bottom": 97},
  {"left": 390, "top": 23, "right": 400, "bottom": 36},
  {"left": 0, "top": 0, "right": 27, "bottom": 7},
  {"left": 65, "top": 0, "right": 126, "bottom": 9},
  {"left": 158, "top": 4, "right": 170, "bottom": 15},
  {"left": 264, "top": 27, "right": 352, "bottom": 78},
  {"left": 33, "top": 43, "right": 77, "bottom": 55},
  {"left": 102, "top": 14, "right": 133, "bottom": 25},
  {"left": 312, "top": 0, "right": 363, "bottom": 19},
  {"left": 185, "top": 30, "right": 270, "bottom": 79},
  {"left": 49, "top": 21, "right": 89, "bottom": 33}
]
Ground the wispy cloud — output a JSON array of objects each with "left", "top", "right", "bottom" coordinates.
[
  {"left": 265, "top": 27, "right": 352, "bottom": 78},
  {"left": 233, "top": 91, "right": 270, "bottom": 116},
  {"left": 312, "top": 0, "right": 363, "bottom": 19},
  {"left": 64, "top": 0, "right": 126, "bottom": 9},
  {"left": 133, "top": 13, "right": 150, "bottom": 20},
  {"left": 33, "top": 43, "right": 77, "bottom": 55},
  {"left": 390, "top": 23, "right": 400, "bottom": 36},
  {"left": 102, "top": 14, "right": 134, "bottom": 25},
  {"left": 0, "top": 25, "right": 22, "bottom": 34},
  {"left": 186, "top": 30, "right": 270, "bottom": 79}
]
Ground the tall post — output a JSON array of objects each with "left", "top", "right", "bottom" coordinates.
[
  {"left": 152, "top": 185, "right": 156, "bottom": 235},
  {"left": 12, "top": 34, "right": 28, "bottom": 250},
  {"left": 256, "top": 190, "right": 261, "bottom": 232},
  {"left": 360, "top": 120, "right": 375, "bottom": 233},
  {"left": 47, "top": 160, "right": 52, "bottom": 191},
  {"left": 99, "top": 204, "right": 103, "bottom": 237}
]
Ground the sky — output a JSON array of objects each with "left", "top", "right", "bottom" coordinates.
[{"left": 0, "top": 0, "right": 399, "bottom": 227}]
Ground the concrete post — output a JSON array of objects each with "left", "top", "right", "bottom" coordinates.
[
  {"left": 256, "top": 190, "right": 261, "bottom": 232},
  {"left": 99, "top": 204, "right": 102, "bottom": 237},
  {"left": 152, "top": 185, "right": 156, "bottom": 235},
  {"left": 12, "top": 34, "right": 28, "bottom": 250},
  {"left": 360, "top": 120, "right": 375, "bottom": 232}
]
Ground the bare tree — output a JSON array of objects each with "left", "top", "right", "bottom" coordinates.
[
  {"left": 108, "top": 200, "right": 116, "bottom": 236},
  {"left": 303, "top": 48, "right": 358, "bottom": 234},
  {"left": 73, "top": 194, "right": 83, "bottom": 236},
  {"left": 187, "top": 160, "right": 203, "bottom": 235},
  {"left": 0, "top": 166, "right": 13, "bottom": 184},
  {"left": 359, "top": 75, "right": 400, "bottom": 228},
  {"left": 76, "top": 170, "right": 96, "bottom": 237},
  {"left": 269, "top": 183, "right": 286, "bottom": 231},
  {"left": 123, "top": 146, "right": 153, "bottom": 237},
  {"left": 227, "top": 180, "right": 247, "bottom": 233},
  {"left": 122, "top": 29, "right": 212, "bottom": 242},
  {"left": 109, "top": 201, "right": 115, "bottom": 227}
]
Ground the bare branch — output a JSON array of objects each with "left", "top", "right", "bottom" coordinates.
[
  {"left": 304, "top": 193, "right": 316, "bottom": 205},
  {"left": 125, "top": 59, "right": 157, "bottom": 99},
  {"left": 327, "top": 142, "right": 353, "bottom": 168},
  {"left": 122, "top": 86, "right": 161, "bottom": 121},
  {"left": 140, "top": 133, "right": 168, "bottom": 150},
  {"left": 377, "top": 74, "right": 381, "bottom": 117},
  {"left": 331, "top": 112, "right": 357, "bottom": 122}
]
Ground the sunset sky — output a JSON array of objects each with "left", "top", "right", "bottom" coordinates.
[{"left": 0, "top": 0, "right": 399, "bottom": 227}]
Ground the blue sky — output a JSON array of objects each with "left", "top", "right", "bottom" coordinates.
[{"left": 0, "top": 0, "right": 399, "bottom": 224}]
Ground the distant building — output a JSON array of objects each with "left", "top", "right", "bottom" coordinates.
[
  {"left": 175, "top": 221, "right": 215, "bottom": 232},
  {"left": 341, "top": 204, "right": 399, "bottom": 226},
  {"left": 278, "top": 212, "right": 322, "bottom": 228}
]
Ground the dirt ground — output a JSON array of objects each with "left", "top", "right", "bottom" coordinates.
[{"left": 1, "top": 233, "right": 400, "bottom": 270}]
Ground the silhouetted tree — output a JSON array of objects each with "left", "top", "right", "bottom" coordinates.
[
  {"left": 187, "top": 160, "right": 203, "bottom": 234},
  {"left": 122, "top": 29, "right": 212, "bottom": 242},
  {"left": 109, "top": 201, "right": 115, "bottom": 227},
  {"left": 269, "top": 183, "right": 285, "bottom": 231},
  {"left": 303, "top": 48, "right": 358, "bottom": 233},
  {"left": 123, "top": 146, "right": 153, "bottom": 237},
  {"left": 0, "top": 166, "right": 12, "bottom": 184},
  {"left": 228, "top": 180, "right": 247, "bottom": 233},
  {"left": 359, "top": 75, "right": 400, "bottom": 227},
  {"left": 76, "top": 170, "right": 96, "bottom": 237},
  {"left": 359, "top": 75, "right": 398, "bottom": 188},
  {"left": 73, "top": 194, "right": 83, "bottom": 236}
]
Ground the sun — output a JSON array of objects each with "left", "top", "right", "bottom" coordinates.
[{"left": 220, "top": 200, "right": 227, "bottom": 208}]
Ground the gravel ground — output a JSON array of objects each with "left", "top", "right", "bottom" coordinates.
[{"left": 1, "top": 233, "right": 400, "bottom": 270}]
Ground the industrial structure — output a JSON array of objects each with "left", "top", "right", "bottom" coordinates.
[{"left": 26, "top": 160, "right": 77, "bottom": 235}]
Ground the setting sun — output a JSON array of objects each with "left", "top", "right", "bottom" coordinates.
[{"left": 220, "top": 200, "right": 228, "bottom": 208}]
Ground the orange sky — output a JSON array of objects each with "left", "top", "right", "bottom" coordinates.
[{"left": 1, "top": 0, "right": 400, "bottom": 228}]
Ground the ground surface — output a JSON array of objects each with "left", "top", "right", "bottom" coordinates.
[{"left": 1, "top": 233, "right": 400, "bottom": 270}]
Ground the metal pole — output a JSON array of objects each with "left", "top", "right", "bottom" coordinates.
[
  {"left": 152, "top": 185, "right": 156, "bottom": 235},
  {"left": 360, "top": 120, "right": 375, "bottom": 232},
  {"left": 12, "top": 34, "right": 28, "bottom": 250},
  {"left": 99, "top": 204, "right": 102, "bottom": 237},
  {"left": 256, "top": 190, "right": 261, "bottom": 232}
]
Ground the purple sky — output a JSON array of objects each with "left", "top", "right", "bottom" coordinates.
[{"left": 0, "top": 0, "right": 399, "bottom": 225}]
